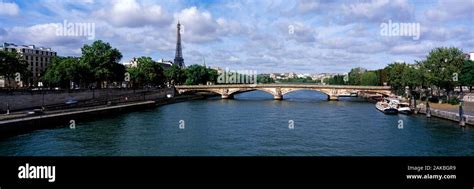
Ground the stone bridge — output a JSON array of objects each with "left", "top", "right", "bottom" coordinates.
[{"left": 175, "top": 84, "right": 393, "bottom": 100}]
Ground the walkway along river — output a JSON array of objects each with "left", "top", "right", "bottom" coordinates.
[{"left": 0, "top": 90, "right": 473, "bottom": 156}]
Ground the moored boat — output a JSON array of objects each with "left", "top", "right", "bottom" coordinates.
[
  {"left": 397, "top": 102, "right": 412, "bottom": 114},
  {"left": 375, "top": 98, "right": 398, "bottom": 114}
]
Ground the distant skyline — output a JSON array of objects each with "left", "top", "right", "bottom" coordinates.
[{"left": 0, "top": 0, "right": 473, "bottom": 74}]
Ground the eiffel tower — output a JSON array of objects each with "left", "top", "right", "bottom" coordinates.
[{"left": 174, "top": 21, "right": 185, "bottom": 68}]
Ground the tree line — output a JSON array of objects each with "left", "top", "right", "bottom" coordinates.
[
  {"left": 0, "top": 50, "right": 30, "bottom": 87},
  {"left": 324, "top": 47, "right": 474, "bottom": 100},
  {"left": 1, "top": 40, "right": 221, "bottom": 89}
]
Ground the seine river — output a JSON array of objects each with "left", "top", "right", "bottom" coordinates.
[{"left": 1, "top": 90, "right": 473, "bottom": 156}]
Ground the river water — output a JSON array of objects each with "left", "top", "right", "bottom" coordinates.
[{"left": 1, "top": 90, "right": 473, "bottom": 156}]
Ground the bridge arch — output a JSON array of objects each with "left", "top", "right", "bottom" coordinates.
[
  {"left": 280, "top": 88, "right": 331, "bottom": 96},
  {"left": 224, "top": 88, "right": 278, "bottom": 99},
  {"left": 227, "top": 88, "right": 335, "bottom": 100},
  {"left": 176, "top": 89, "right": 223, "bottom": 96},
  {"left": 175, "top": 84, "right": 393, "bottom": 101},
  {"left": 280, "top": 88, "right": 334, "bottom": 100}
]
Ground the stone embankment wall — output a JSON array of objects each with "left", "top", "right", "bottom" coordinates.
[
  {"left": 418, "top": 104, "right": 474, "bottom": 126},
  {"left": 0, "top": 88, "right": 175, "bottom": 112}
]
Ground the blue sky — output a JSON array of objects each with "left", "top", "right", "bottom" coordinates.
[{"left": 0, "top": 0, "right": 473, "bottom": 74}]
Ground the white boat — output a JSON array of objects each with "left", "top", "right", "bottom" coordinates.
[
  {"left": 397, "top": 102, "right": 412, "bottom": 114},
  {"left": 375, "top": 98, "right": 398, "bottom": 114}
]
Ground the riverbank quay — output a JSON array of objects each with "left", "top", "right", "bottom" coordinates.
[
  {"left": 0, "top": 94, "right": 206, "bottom": 138},
  {"left": 359, "top": 92, "right": 474, "bottom": 126},
  {"left": 0, "top": 88, "right": 174, "bottom": 113},
  {"left": 416, "top": 102, "right": 474, "bottom": 126}
]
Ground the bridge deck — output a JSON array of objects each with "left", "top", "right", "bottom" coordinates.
[{"left": 175, "top": 84, "right": 391, "bottom": 90}]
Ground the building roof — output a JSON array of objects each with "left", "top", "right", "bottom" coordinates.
[{"left": 2, "top": 42, "right": 53, "bottom": 51}]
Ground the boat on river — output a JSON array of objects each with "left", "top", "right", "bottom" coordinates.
[
  {"left": 375, "top": 98, "right": 398, "bottom": 114},
  {"left": 397, "top": 102, "right": 412, "bottom": 114}
]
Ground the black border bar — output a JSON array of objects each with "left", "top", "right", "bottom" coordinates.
[{"left": 0, "top": 157, "right": 473, "bottom": 186}]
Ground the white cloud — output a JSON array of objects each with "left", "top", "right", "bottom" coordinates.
[
  {"left": 0, "top": 2, "right": 20, "bottom": 16},
  {"left": 424, "top": 0, "right": 474, "bottom": 21},
  {"left": 342, "top": 0, "right": 414, "bottom": 22},
  {"left": 1, "top": 23, "right": 87, "bottom": 56},
  {"left": 227, "top": 56, "right": 240, "bottom": 62},
  {"left": 422, "top": 26, "right": 471, "bottom": 41},
  {"left": 216, "top": 18, "right": 247, "bottom": 36},
  {"left": 0, "top": 28, "right": 7, "bottom": 36},
  {"left": 297, "top": 0, "right": 320, "bottom": 14},
  {"left": 278, "top": 21, "right": 317, "bottom": 43},
  {"left": 1, "top": 0, "right": 471, "bottom": 73},
  {"left": 94, "top": 0, "right": 170, "bottom": 28},
  {"left": 174, "top": 7, "right": 218, "bottom": 43},
  {"left": 390, "top": 42, "right": 433, "bottom": 55},
  {"left": 174, "top": 7, "right": 247, "bottom": 43}
]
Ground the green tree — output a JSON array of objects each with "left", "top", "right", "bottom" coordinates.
[
  {"left": 375, "top": 69, "right": 388, "bottom": 86},
  {"left": 184, "top": 64, "right": 212, "bottom": 85},
  {"left": 402, "top": 65, "right": 423, "bottom": 90},
  {"left": 385, "top": 62, "right": 407, "bottom": 95},
  {"left": 43, "top": 57, "right": 91, "bottom": 88},
  {"left": 422, "top": 47, "right": 464, "bottom": 97},
  {"left": 126, "top": 66, "right": 141, "bottom": 88},
  {"left": 164, "top": 64, "right": 187, "bottom": 85},
  {"left": 0, "top": 50, "right": 30, "bottom": 88},
  {"left": 360, "top": 71, "right": 379, "bottom": 86},
  {"left": 127, "top": 56, "right": 165, "bottom": 87},
  {"left": 325, "top": 75, "right": 345, "bottom": 85},
  {"left": 385, "top": 62, "right": 425, "bottom": 95},
  {"left": 348, "top": 67, "right": 365, "bottom": 85},
  {"left": 207, "top": 68, "right": 218, "bottom": 84},
  {"left": 257, "top": 75, "right": 275, "bottom": 84},
  {"left": 81, "top": 40, "right": 124, "bottom": 88},
  {"left": 460, "top": 60, "right": 474, "bottom": 92}
]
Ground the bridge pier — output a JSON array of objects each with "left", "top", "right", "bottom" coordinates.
[
  {"left": 274, "top": 95, "right": 283, "bottom": 100},
  {"left": 327, "top": 95, "right": 339, "bottom": 101},
  {"left": 221, "top": 94, "right": 234, "bottom": 99}
]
